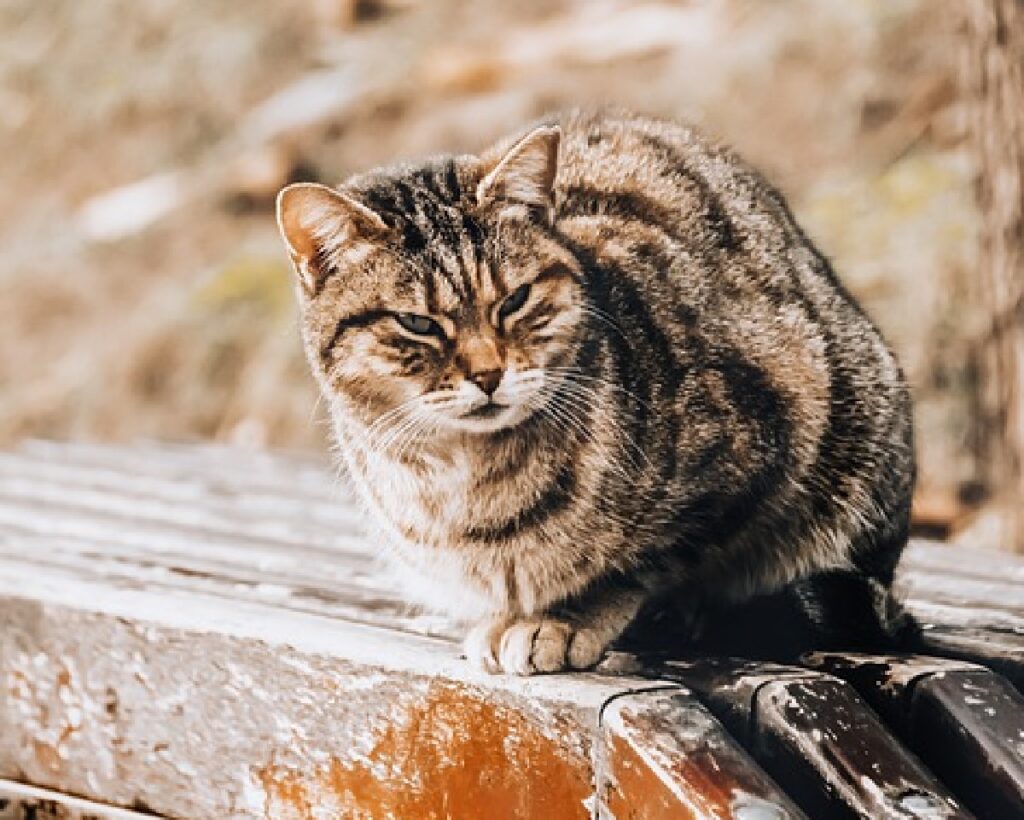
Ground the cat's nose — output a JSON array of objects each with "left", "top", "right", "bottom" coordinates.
[{"left": 468, "top": 368, "right": 503, "bottom": 396}]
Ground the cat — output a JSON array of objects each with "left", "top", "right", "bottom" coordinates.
[{"left": 275, "top": 109, "right": 915, "bottom": 675}]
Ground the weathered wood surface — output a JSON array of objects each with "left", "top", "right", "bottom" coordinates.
[
  {"left": 0, "top": 779, "right": 153, "bottom": 819},
  {"left": 644, "top": 660, "right": 967, "bottom": 819},
  {"left": 0, "top": 441, "right": 803, "bottom": 819},
  {"left": 1, "top": 440, "right": 1023, "bottom": 818},
  {"left": 807, "top": 653, "right": 1024, "bottom": 820},
  {"left": 896, "top": 544, "right": 1024, "bottom": 688},
  {"left": 599, "top": 690, "right": 805, "bottom": 819}
]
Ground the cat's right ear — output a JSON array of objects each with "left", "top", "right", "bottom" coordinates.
[
  {"left": 276, "top": 183, "right": 388, "bottom": 296},
  {"left": 477, "top": 125, "right": 561, "bottom": 221}
]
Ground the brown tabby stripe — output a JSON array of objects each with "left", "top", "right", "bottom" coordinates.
[
  {"left": 319, "top": 309, "right": 393, "bottom": 365},
  {"left": 464, "top": 459, "right": 578, "bottom": 542},
  {"left": 634, "top": 131, "right": 741, "bottom": 253}
]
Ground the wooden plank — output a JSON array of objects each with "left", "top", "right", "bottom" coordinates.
[
  {"left": 648, "top": 659, "right": 970, "bottom": 819},
  {"left": 0, "top": 779, "right": 155, "bottom": 819},
  {"left": 914, "top": 626, "right": 1024, "bottom": 691},
  {"left": 911, "top": 670, "right": 1024, "bottom": 820},
  {"left": 0, "top": 450, "right": 359, "bottom": 525},
  {"left": 0, "top": 528, "right": 457, "bottom": 641},
  {"left": 0, "top": 473, "right": 364, "bottom": 554},
  {"left": 897, "top": 541, "right": 1024, "bottom": 690},
  {"left": 800, "top": 652, "right": 983, "bottom": 731},
  {"left": 600, "top": 690, "right": 806, "bottom": 819},
  {"left": 0, "top": 554, "right": 747, "bottom": 820},
  {"left": 900, "top": 541, "right": 1024, "bottom": 585},
  {"left": 16, "top": 440, "right": 339, "bottom": 500},
  {"left": 806, "top": 653, "right": 1024, "bottom": 818}
]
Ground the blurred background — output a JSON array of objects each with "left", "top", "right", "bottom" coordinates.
[{"left": 1, "top": 0, "right": 1021, "bottom": 550}]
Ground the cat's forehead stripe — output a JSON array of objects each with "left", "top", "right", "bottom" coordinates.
[
  {"left": 357, "top": 162, "right": 522, "bottom": 310},
  {"left": 360, "top": 164, "right": 485, "bottom": 299}
]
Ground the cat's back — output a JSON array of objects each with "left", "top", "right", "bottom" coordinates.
[
  {"left": 550, "top": 109, "right": 765, "bottom": 245},
  {"left": 555, "top": 109, "right": 719, "bottom": 189},
  {"left": 543, "top": 110, "right": 914, "bottom": 581}
]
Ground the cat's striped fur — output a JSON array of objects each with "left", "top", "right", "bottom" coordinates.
[{"left": 277, "top": 110, "right": 915, "bottom": 675}]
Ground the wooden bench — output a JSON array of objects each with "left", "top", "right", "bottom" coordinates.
[{"left": 0, "top": 440, "right": 1022, "bottom": 819}]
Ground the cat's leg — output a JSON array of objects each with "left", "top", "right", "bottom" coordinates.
[
  {"left": 787, "top": 567, "right": 918, "bottom": 651},
  {"left": 464, "top": 584, "right": 649, "bottom": 675},
  {"left": 790, "top": 515, "right": 918, "bottom": 652}
]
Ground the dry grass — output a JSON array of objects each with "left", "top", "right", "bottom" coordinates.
[{"left": 0, "top": 0, "right": 982, "bottom": 521}]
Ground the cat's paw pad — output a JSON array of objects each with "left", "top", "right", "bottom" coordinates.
[{"left": 464, "top": 617, "right": 607, "bottom": 675}]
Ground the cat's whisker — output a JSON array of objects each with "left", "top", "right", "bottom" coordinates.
[
  {"left": 577, "top": 304, "right": 630, "bottom": 344},
  {"left": 395, "top": 412, "right": 445, "bottom": 467},
  {"left": 547, "top": 378, "right": 652, "bottom": 472},
  {"left": 550, "top": 374, "right": 649, "bottom": 436},
  {"left": 545, "top": 367, "right": 653, "bottom": 411},
  {"left": 375, "top": 408, "right": 432, "bottom": 456},
  {"left": 362, "top": 395, "right": 424, "bottom": 445},
  {"left": 366, "top": 403, "right": 427, "bottom": 455},
  {"left": 532, "top": 387, "right": 638, "bottom": 486}
]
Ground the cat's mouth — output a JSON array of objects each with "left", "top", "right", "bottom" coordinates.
[{"left": 462, "top": 402, "right": 509, "bottom": 420}]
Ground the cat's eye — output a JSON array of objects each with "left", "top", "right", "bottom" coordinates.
[
  {"left": 499, "top": 284, "right": 531, "bottom": 318},
  {"left": 395, "top": 313, "right": 442, "bottom": 337}
]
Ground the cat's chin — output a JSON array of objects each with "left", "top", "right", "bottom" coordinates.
[{"left": 443, "top": 404, "right": 535, "bottom": 435}]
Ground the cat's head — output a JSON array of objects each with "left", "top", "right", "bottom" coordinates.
[{"left": 276, "top": 125, "right": 585, "bottom": 441}]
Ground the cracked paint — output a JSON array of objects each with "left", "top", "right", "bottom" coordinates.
[{"left": 257, "top": 682, "right": 592, "bottom": 820}]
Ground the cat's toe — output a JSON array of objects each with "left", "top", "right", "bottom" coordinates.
[
  {"left": 567, "top": 628, "right": 605, "bottom": 669},
  {"left": 468, "top": 617, "right": 608, "bottom": 675},
  {"left": 498, "top": 620, "right": 544, "bottom": 675},
  {"left": 463, "top": 617, "right": 509, "bottom": 674},
  {"left": 531, "top": 620, "right": 574, "bottom": 672}
]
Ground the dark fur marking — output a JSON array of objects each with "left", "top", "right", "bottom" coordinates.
[
  {"left": 464, "top": 460, "right": 578, "bottom": 542},
  {"left": 635, "top": 132, "right": 741, "bottom": 252},
  {"left": 320, "top": 309, "right": 393, "bottom": 365}
]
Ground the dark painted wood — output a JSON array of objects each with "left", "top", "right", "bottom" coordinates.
[
  {"left": 912, "top": 670, "right": 1024, "bottom": 820},
  {"left": 801, "top": 652, "right": 981, "bottom": 732},
  {"left": 916, "top": 627, "right": 1024, "bottom": 692},
  {"left": 806, "top": 653, "right": 1024, "bottom": 818},
  {"left": 646, "top": 659, "right": 969, "bottom": 819}
]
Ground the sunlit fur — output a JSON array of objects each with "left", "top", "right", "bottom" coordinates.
[{"left": 277, "top": 110, "right": 916, "bottom": 675}]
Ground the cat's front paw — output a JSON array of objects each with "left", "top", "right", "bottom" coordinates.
[{"left": 464, "top": 616, "right": 607, "bottom": 675}]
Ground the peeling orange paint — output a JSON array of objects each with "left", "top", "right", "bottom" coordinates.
[
  {"left": 260, "top": 767, "right": 313, "bottom": 820},
  {"left": 259, "top": 682, "right": 592, "bottom": 820}
]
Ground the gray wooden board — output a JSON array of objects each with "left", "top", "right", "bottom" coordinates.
[
  {"left": 0, "top": 441, "right": 806, "bottom": 818},
  {"left": 1, "top": 440, "right": 1023, "bottom": 818},
  {"left": 1, "top": 440, "right": 1021, "bottom": 648}
]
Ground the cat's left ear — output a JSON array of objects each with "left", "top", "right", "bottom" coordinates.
[
  {"left": 276, "top": 182, "right": 388, "bottom": 296},
  {"left": 477, "top": 125, "right": 561, "bottom": 220}
]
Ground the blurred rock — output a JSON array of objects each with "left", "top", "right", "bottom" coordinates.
[
  {"left": 76, "top": 171, "right": 186, "bottom": 242},
  {"left": 311, "top": 0, "right": 409, "bottom": 30},
  {"left": 225, "top": 144, "right": 300, "bottom": 209},
  {"left": 311, "top": 0, "right": 361, "bottom": 29},
  {"left": 911, "top": 489, "right": 964, "bottom": 540},
  {"left": 422, "top": 48, "right": 506, "bottom": 94}
]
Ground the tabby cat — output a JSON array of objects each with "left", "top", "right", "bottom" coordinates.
[{"left": 276, "top": 110, "right": 915, "bottom": 675}]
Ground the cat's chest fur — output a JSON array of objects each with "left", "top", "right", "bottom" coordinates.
[{"left": 338, "top": 417, "right": 612, "bottom": 621}]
